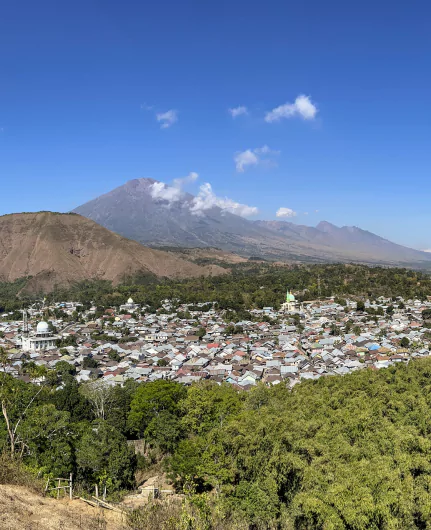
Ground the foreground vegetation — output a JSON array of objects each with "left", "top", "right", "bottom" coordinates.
[{"left": 5, "top": 353, "right": 431, "bottom": 528}]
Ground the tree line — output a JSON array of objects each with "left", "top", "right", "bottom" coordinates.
[{"left": 2, "top": 263, "right": 431, "bottom": 315}]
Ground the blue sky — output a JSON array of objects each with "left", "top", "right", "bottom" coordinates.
[{"left": 1, "top": 0, "right": 431, "bottom": 249}]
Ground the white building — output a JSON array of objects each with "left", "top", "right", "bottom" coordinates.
[
  {"left": 21, "top": 321, "right": 59, "bottom": 352},
  {"left": 120, "top": 297, "right": 140, "bottom": 312}
]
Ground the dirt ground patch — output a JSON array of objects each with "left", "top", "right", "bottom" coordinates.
[{"left": 0, "top": 485, "right": 128, "bottom": 530}]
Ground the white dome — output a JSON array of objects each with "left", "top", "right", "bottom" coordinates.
[
  {"left": 36, "top": 321, "right": 49, "bottom": 334},
  {"left": 127, "top": 298, "right": 134, "bottom": 304}
]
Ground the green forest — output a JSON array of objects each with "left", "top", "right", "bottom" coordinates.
[
  {"left": 5, "top": 351, "right": 431, "bottom": 528},
  {"left": 1, "top": 263, "right": 431, "bottom": 314}
]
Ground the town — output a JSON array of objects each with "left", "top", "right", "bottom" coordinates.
[{"left": 2, "top": 290, "right": 430, "bottom": 388}]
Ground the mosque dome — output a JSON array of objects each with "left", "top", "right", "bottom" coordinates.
[
  {"left": 127, "top": 297, "right": 134, "bottom": 304},
  {"left": 286, "top": 291, "right": 296, "bottom": 302},
  {"left": 36, "top": 321, "right": 49, "bottom": 334}
]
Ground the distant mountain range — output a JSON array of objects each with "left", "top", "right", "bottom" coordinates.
[
  {"left": 73, "top": 178, "right": 431, "bottom": 267},
  {"left": 0, "top": 212, "right": 226, "bottom": 293}
]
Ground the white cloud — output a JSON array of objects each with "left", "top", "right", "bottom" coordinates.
[
  {"left": 234, "top": 149, "right": 259, "bottom": 172},
  {"left": 150, "top": 175, "right": 258, "bottom": 218},
  {"left": 173, "top": 171, "right": 198, "bottom": 187},
  {"left": 265, "top": 95, "right": 318, "bottom": 123},
  {"left": 276, "top": 207, "right": 297, "bottom": 218},
  {"left": 234, "top": 145, "right": 279, "bottom": 172},
  {"left": 156, "top": 109, "right": 178, "bottom": 129},
  {"left": 253, "top": 145, "right": 280, "bottom": 156},
  {"left": 149, "top": 172, "right": 198, "bottom": 205},
  {"left": 229, "top": 106, "right": 248, "bottom": 118},
  {"left": 190, "top": 183, "right": 258, "bottom": 218},
  {"left": 150, "top": 182, "right": 183, "bottom": 203},
  {"left": 294, "top": 95, "right": 317, "bottom": 119}
]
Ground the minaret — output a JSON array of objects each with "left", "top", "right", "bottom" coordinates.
[{"left": 22, "top": 309, "right": 29, "bottom": 337}]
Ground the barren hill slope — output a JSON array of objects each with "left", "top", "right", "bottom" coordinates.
[
  {"left": 166, "top": 247, "right": 249, "bottom": 265},
  {"left": 0, "top": 484, "right": 126, "bottom": 529},
  {"left": 0, "top": 212, "right": 226, "bottom": 292}
]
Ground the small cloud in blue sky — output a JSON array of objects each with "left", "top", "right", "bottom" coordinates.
[
  {"left": 156, "top": 109, "right": 178, "bottom": 129},
  {"left": 173, "top": 171, "right": 198, "bottom": 187},
  {"left": 228, "top": 106, "right": 248, "bottom": 118},
  {"left": 234, "top": 145, "right": 280, "bottom": 172},
  {"left": 276, "top": 207, "right": 297, "bottom": 218},
  {"left": 265, "top": 95, "right": 318, "bottom": 123}
]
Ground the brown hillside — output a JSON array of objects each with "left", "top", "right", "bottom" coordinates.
[
  {"left": 169, "top": 247, "right": 248, "bottom": 264},
  {"left": 0, "top": 484, "right": 126, "bottom": 529},
  {"left": 0, "top": 212, "right": 227, "bottom": 292}
]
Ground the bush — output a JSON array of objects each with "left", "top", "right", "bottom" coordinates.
[
  {"left": 0, "top": 454, "right": 44, "bottom": 494},
  {"left": 126, "top": 501, "right": 181, "bottom": 530}
]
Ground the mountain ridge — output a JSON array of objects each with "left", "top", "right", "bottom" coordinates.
[
  {"left": 73, "top": 178, "right": 431, "bottom": 266},
  {"left": 0, "top": 212, "right": 227, "bottom": 293},
  {"left": 255, "top": 218, "right": 429, "bottom": 264}
]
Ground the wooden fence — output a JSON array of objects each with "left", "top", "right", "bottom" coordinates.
[{"left": 45, "top": 474, "right": 73, "bottom": 500}]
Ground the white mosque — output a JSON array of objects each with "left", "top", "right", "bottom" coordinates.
[
  {"left": 21, "top": 321, "right": 59, "bottom": 352},
  {"left": 119, "top": 297, "right": 140, "bottom": 312}
]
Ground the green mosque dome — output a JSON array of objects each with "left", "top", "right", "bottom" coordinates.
[{"left": 286, "top": 290, "right": 296, "bottom": 302}]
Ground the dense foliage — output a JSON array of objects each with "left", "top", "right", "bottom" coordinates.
[
  {"left": 53, "top": 264, "right": 431, "bottom": 311},
  {"left": 0, "top": 361, "right": 137, "bottom": 494},
  {"left": 1, "top": 264, "right": 431, "bottom": 316},
  {"left": 5, "top": 354, "right": 431, "bottom": 527},
  {"left": 165, "top": 361, "right": 431, "bottom": 529},
  {"left": 0, "top": 263, "right": 428, "bottom": 317}
]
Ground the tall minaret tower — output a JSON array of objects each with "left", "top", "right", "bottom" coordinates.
[{"left": 22, "top": 309, "right": 29, "bottom": 337}]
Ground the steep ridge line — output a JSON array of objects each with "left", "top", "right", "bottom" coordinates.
[
  {"left": 73, "top": 178, "right": 431, "bottom": 266},
  {"left": 0, "top": 212, "right": 228, "bottom": 293}
]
